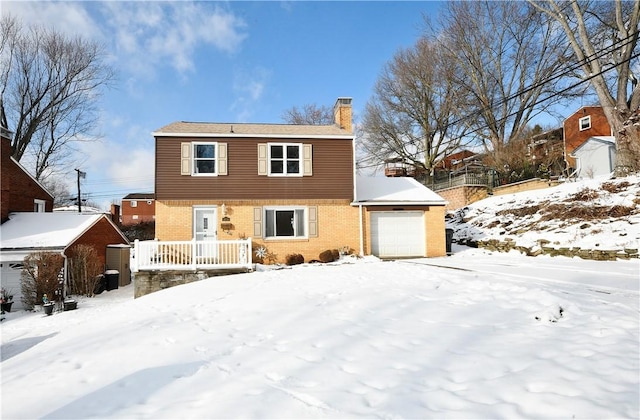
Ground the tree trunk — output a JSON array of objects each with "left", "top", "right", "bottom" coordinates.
[{"left": 602, "top": 107, "right": 640, "bottom": 176}]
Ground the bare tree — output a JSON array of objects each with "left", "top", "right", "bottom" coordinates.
[
  {"left": 0, "top": 15, "right": 115, "bottom": 179},
  {"left": 358, "top": 37, "right": 467, "bottom": 180},
  {"left": 528, "top": 0, "right": 640, "bottom": 176},
  {"left": 438, "top": 2, "right": 573, "bottom": 166},
  {"left": 281, "top": 103, "right": 334, "bottom": 125},
  {"left": 41, "top": 175, "right": 72, "bottom": 207}
]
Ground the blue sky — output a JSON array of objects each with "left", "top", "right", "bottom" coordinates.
[{"left": 4, "top": 1, "right": 443, "bottom": 208}]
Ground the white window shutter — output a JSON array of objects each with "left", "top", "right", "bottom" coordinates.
[
  {"left": 303, "top": 144, "right": 313, "bottom": 176},
  {"left": 257, "top": 144, "right": 268, "bottom": 175},
  {"left": 253, "top": 207, "right": 263, "bottom": 238},
  {"left": 218, "top": 143, "right": 228, "bottom": 175},
  {"left": 181, "top": 142, "right": 191, "bottom": 175},
  {"left": 308, "top": 206, "right": 318, "bottom": 237}
]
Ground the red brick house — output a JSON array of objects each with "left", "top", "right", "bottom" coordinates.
[
  {"left": 152, "top": 97, "right": 446, "bottom": 262},
  {"left": 1, "top": 123, "right": 54, "bottom": 223},
  {"left": 563, "top": 106, "right": 612, "bottom": 172},
  {"left": 121, "top": 193, "right": 155, "bottom": 225}
]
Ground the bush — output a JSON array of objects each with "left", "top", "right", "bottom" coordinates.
[
  {"left": 331, "top": 249, "right": 340, "bottom": 260},
  {"left": 67, "top": 244, "right": 103, "bottom": 297},
  {"left": 285, "top": 253, "right": 305, "bottom": 265},
  {"left": 319, "top": 249, "right": 336, "bottom": 263},
  {"left": 21, "top": 252, "right": 65, "bottom": 309}
]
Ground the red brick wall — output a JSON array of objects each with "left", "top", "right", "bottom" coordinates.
[
  {"left": 563, "top": 107, "right": 612, "bottom": 168},
  {"left": 122, "top": 199, "right": 155, "bottom": 225},
  {"left": 1, "top": 136, "right": 54, "bottom": 222},
  {"left": 66, "top": 217, "right": 129, "bottom": 269}
]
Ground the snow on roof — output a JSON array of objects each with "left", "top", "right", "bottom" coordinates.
[
  {"left": 354, "top": 176, "right": 446, "bottom": 205},
  {"left": 0, "top": 212, "right": 104, "bottom": 250},
  {"left": 53, "top": 205, "right": 106, "bottom": 214}
]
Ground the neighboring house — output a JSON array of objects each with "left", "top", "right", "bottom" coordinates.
[
  {"left": 1, "top": 127, "right": 54, "bottom": 223},
  {"left": 570, "top": 136, "right": 617, "bottom": 178},
  {"left": 563, "top": 106, "right": 612, "bottom": 173},
  {"left": 0, "top": 213, "right": 130, "bottom": 310},
  {"left": 121, "top": 193, "right": 156, "bottom": 225},
  {"left": 152, "top": 97, "right": 446, "bottom": 262}
]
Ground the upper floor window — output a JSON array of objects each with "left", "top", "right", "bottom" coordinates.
[
  {"left": 181, "top": 142, "right": 227, "bottom": 176},
  {"left": 34, "top": 199, "right": 45, "bottom": 212},
  {"left": 579, "top": 116, "right": 591, "bottom": 131},
  {"left": 269, "top": 143, "right": 301, "bottom": 176},
  {"left": 193, "top": 142, "right": 217, "bottom": 175},
  {"left": 130, "top": 200, "right": 137, "bottom": 207}
]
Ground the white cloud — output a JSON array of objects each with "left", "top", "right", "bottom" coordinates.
[
  {"left": 231, "top": 66, "right": 271, "bottom": 121},
  {"left": 2, "top": 1, "right": 104, "bottom": 40},
  {"left": 100, "top": 2, "right": 247, "bottom": 78}
]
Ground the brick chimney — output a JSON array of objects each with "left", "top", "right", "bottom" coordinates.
[{"left": 333, "top": 97, "right": 353, "bottom": 133}]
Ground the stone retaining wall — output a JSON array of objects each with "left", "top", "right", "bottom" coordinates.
[
  {"left": 133, "top": 268, "right": 250, "bottom": 298},
  {"left": 462, "top": 238, "right": 638, "bottom": 261}
]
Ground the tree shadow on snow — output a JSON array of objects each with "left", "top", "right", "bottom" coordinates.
[
  {"left": 42, "top": 361, "right": 206, "bottom": 419},
  {"left": 1, "top": 333, "right": 58, "bottom": 362}
]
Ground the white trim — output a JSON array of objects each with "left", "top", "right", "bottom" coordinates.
[
  {"left": 579, "top": 115, "right": 591, "bottom": 131},
  {"left": 263, "top": 206, "right": 308, "bottom": 239},
  {"left": 192, "top": 142, "right": 219, "bottom": 176}
]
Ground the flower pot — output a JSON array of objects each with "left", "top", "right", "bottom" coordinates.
[
  {"left": 1, "top": 302, "right": 13, "bottom": 313},
  {"left": 43, "top": 303, "right": 54, "bottom": 316},
  {"left": 64, "top": 300, "right": 77, "bottom": 311}
]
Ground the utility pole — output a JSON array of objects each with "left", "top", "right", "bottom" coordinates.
[{"left": 75, "top": 169, "right": 86, "bottom": 213}]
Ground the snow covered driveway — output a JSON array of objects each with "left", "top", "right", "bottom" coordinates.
[{"left": 1, "top": 249, "right": 638, "bottom": 419}]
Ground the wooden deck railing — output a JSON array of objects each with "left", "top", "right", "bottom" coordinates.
[{"left": 132, "top": 238, "right": 252, "bottom": 272}]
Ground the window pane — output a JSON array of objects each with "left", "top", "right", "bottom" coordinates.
[
  {"left": 271, "top": 161, "right": 283, "bottom": 174},
  {"left": 287, "top": 145, "right": 299, "bottom": 158},
  {"left": 271, "top": 145, "right": 283, "bottom": 159},
  {"left": 295, "top": 209, "right": 305, "bottom": 236},
  {"left": 196, "top": 160, "right": 216, "bottom": 173},
  {"left": 287, "top": 161, "right": 299, "bottom": 174},
  {"left": 265, "top": 210, "right": 275, "bottom": 237},
  {"left": 275, "top": 210, "right": 294, "bottom": 236},
  {"left": 196, "top": 144, "right": 215, "bottom": 159}
]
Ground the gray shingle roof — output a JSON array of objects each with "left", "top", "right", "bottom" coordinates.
[{"left": 153, "top": 121, "right": 352, "bottom": 138}]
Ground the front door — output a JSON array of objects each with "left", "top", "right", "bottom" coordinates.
[{"left": 194, "top": 207, "right": 217, "bottom": 260}]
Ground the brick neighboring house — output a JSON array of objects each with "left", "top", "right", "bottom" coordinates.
[
  {"left": 153, "top": 98, "right": 446, "bottom": 262},
  {"left": 121, "top": 193, "right": 155, "bottom": 225},
  {"left": 1, "top": 122, "right": 54, "bottom": 223},
  {"left": 563, "top": 106, "right": 612, "bottom": 173}
]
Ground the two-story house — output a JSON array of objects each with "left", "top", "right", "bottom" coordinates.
[
  {"left": 563, "top": 106, "right": 613, "bottom": 175},
  {"left": 153, "top": 98, "right": 446, "bottom": 262},
  {"left": 121, "top": 193, "right": 156, "bottom": 225},
  {"left": 1, "top": 120, "right": 54, "bottom": 223}
]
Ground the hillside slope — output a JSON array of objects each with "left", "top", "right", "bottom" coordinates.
[{"left": 447, "top": 175, "right": 640, "bottom": 259}]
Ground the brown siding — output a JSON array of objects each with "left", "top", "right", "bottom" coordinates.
[{"left": 155, "top": 136, "right": 354, "bottom": 201}]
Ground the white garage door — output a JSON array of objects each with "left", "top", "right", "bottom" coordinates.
[
  {"left": 371, "top": 211, "right": 425, "bottom": 258},
  {"left": 1, "top": 262, "right": 24, "bottom": 310}
]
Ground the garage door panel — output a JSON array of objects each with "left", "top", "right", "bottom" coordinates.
[{"left": 371, "top": 211, "right": 425, "bottom": 258}]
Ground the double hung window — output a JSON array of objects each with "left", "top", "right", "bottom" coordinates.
[
  {"left": 269, "top": 144, "right": 302, "bottom": 176},
  {"left": 193, "top": 143, "right": 217, "bottom": 175},
  {"left": 579, "top": 116, "right": 591, "bottom": 131}
]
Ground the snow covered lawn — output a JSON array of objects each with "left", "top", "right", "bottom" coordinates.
[{"left": 1, "top": 247, "right": 638, "bottom": 419}]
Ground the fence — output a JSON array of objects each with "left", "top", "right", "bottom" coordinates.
[
  {"left": 428, "top": 172, "right": 495, "bottom": 191},
  {"left": 133, "top": 238, "right": 252, "bottom": 272}
]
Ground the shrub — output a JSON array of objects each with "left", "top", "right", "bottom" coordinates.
[
  {"left": 67, "top": 244, "right": 103, "bottom": 297},
  {"left": 285, "top": 253, "right": 305, "bottom": 265},
  {"left": 21, "top": 252, "right": 64, "bottom": 309},
  {"left": 331, "top": 249, "right": 340, "bottom": 260},
  {"left": 319, "top": 249, "right": 336, "bottom": 263}
]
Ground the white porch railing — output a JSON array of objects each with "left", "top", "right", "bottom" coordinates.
[{"left": 132, "top": 238, "right": 252, "bottom": 272}]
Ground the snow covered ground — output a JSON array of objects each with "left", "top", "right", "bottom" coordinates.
[
  {"left": 1, "top": 246, "right": 638, "bottom": 419},
  {"left": 449, "top": 175, "right": 640, "bottom": 252}
]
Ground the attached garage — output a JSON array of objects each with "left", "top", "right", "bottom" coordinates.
[
  {"left": 353, "top": 176, "right": 447, "bottom": 259},
  {"left": 371, "top": 211, "right": 425, "bottom": 258}
]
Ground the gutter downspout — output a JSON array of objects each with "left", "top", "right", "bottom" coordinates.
[{"left": 358, "top": 204, "right": 364, "bottom": 257}]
